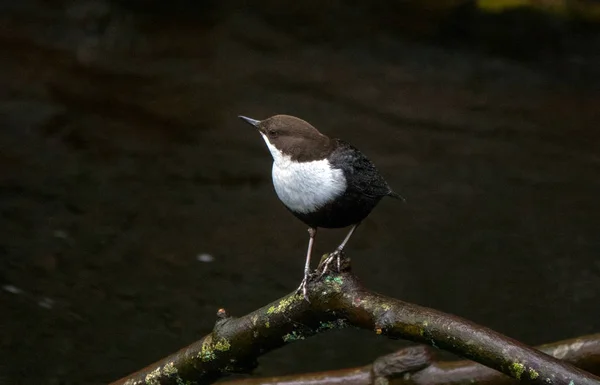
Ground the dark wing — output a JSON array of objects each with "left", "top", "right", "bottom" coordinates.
[{"left": 328, "top": 139, "right": 400, "bottom": 199}]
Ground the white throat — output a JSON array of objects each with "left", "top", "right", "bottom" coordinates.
[{"left": 260, "top": 133, "right": 346, "bottom": 214}]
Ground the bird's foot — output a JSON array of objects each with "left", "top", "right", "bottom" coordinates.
[
  {"left": 296, "top": 274, "right": 312, "bottom": 302},
  {"left": 319, "top": 249, "right": 344, "bottom": 277}
]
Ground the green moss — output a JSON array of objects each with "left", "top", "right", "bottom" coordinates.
[
  {"left": 322, "top": 275, "right": 344, "bottom": 293},
  {"left": 162, "top": 363, "right": 193, "bottom": 385},
  {"left": 266, "top": 294, "right": 302, "bottom": 315},
  {"left": 282, "top": 330, "right": 305, "bottom": 342},
  {"left": 528, "top": 368, "right": 539, "bottom": 380},
  {"left": 316, "top": 319, "right": 347, "bottom": 332},
  {"left": 324, "top": 275, "right": 343, "bottom": 285},
  {"left": 199, "top": 336, "right": 216, "bottom": 361},
  {"left": 265, "top": 321, "right": 270, "bottom": 328},
  {"left": 198, "top": 335, "right": 230, "bottom": 362},
  {"left": 214, "top": 338, "right": 231, "bottom": 352},
  {"left": 163, "top": 362, "right": 177, "bottom": 376},
  {"left": 144, "top": 367, "right": 161, "bottom": 385},
  {"left": 509, "top": 362, "right": 525, "bottom": 380}
]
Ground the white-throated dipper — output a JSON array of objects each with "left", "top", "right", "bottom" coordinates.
[{"left": 239, "top": 114, "right": 402, "bottom": 299}]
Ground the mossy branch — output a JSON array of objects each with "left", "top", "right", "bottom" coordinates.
[
  {"left": 221, "top": 334, "right": 600, "bottom": 385},
  {"left": 110, "top": 255, "right": 600, "bottom": 385}
]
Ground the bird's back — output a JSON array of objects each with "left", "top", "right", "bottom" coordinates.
[{"left": 328, "top": 139, "right": 394, "bottom": 199}]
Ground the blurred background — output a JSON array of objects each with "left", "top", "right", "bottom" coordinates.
[{"left": 1, "top": 0, "right": 599, "bottom": 384}]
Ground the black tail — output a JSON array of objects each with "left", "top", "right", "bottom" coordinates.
[{"left": 388, "top": 190, "right": 406, "bottom": 202}]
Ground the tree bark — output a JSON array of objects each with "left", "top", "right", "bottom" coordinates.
[
  {"left": 111, "top": 255, "right": 600, "bottom": 385},
  {"left": 221, "top": 334, "right": 600, "bottom": 385}
]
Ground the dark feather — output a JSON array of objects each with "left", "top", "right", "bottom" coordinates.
[{"left": 329, "top": 139, "right": 398, "bottom": 199}]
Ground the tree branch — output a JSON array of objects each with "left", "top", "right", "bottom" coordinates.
[
  {"left": 220, "top": 334, "right": 600, "bottom": 385},
  {"left": 110, "top": 255, "right": 600, "bottom": 385}
]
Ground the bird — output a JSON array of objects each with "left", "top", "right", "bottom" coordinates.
[{"left": 239, "top": 114, "right": 402, "bottom": 299}]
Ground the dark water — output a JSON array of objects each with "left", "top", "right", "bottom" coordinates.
[{"left": 1, "top": 2, "right": 599, "bottom": 384}]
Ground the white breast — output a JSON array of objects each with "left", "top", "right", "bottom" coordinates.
[{"left": 261, "top": 134, "right": 347, "bottom": 214}]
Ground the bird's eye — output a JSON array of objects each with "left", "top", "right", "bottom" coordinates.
[{"left": 268, "top": 129, "right": 278, "bottom": 138}]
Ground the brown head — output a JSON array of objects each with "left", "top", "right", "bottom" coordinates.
[{"left": 239, "top": 114, "right": 333, "bottom": 162}]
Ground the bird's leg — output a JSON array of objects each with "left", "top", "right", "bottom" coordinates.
[
  {"left": 296, "top": 227, "right": 317, "bottom": 301},
  {"left": 320, "top": 222, "right": 360, "bottom": 276}
]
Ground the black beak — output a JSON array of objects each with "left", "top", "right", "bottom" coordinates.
[{"left": 238, "top": 115, "right": 261, "bottom": 127}]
